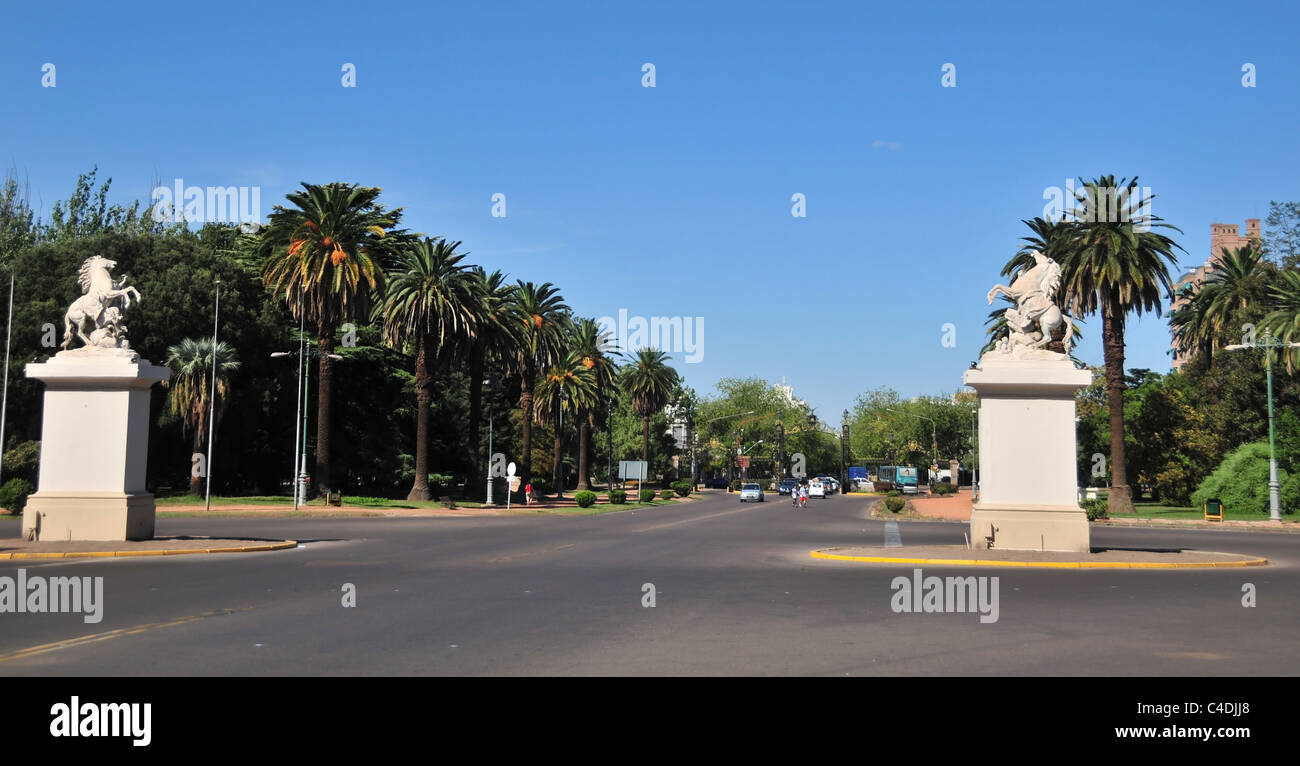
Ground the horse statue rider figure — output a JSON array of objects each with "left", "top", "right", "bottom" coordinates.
[
  {"left": 985, "top": 250, "right": 1072, "bottom": 355},
  {"left": 61, "top": 255, "right": 142, "bottom": 350}
]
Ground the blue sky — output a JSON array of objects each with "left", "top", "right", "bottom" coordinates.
[{"left": 3, "top": 1, "right": 1297, "bottom": 418}]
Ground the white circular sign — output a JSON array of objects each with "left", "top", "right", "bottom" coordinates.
[{"left": 507, "top": 461, "right": 517, "bottom": 477}]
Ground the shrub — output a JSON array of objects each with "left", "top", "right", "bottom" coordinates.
[
  {"left": 931, "top": 483, "right": 953, "bottom": 496},
  {"left": 661, "top": 489, "right": 673, "bottom": 500},
  {"left": 609, "top": 489, "right": 627, "bottom": 504},
  {"left": 884, "top": 496, "right": 905, "bottom": 513},
  {"left": 0, "top": 478, "right": 34, "bottom": 515},
  {"left": 530, "top": 477, "right": 551, "bottom": 496},
  {"left": 1082, "top": 498, "right": 1108, "bottom": 520},
  {"left": 1192, "top": 440, "right": 1289, "bottom": 516},
  {"left": 1, "top": 441, "right": 40, "bottom": 485},
  {"left": 669, "top": 480, "right": 692, "bottom": 497},
  {"left": 887, "top": 489, "right": 901, "bottom": 498},
  {"left": 574, "top": 490, "right": 597, "bottom": 508},
  {"left": 639, "top": 489, "right": 656, "bottom": 503},
  {"left": 729, "top": 479, "right": 742, "bottom": 492}
]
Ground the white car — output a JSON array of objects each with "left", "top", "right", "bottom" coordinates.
[
  {"left": 808, "top": 480, "right": 826, "bottom": 498},
  {"left": 739, "top": 483, "right": 765, "bottom": 502}
]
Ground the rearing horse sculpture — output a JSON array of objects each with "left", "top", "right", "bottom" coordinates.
[
  {"left": 61, "top": 255, "right": 141, "bottom": 349},
  {"left": 986, "top": 251, "right": 1071, "bottom": 353}
]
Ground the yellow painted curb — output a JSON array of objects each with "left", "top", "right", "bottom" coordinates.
[
  {"left": 1, "top": 540, "right": 297, "bottom": 561},
  {"left": 809, "top": 548, "right": 1269, "bottom": 569}
]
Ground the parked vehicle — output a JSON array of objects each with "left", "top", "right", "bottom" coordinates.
[
  {"left": 705, "top": 477, "right": 729, "bottom": 489},
  {"left": 739, "top": 483, "right": 765, "bottom": 502},
  {"left": 897, "top": 466, "right": 919, "bottom": 495}
]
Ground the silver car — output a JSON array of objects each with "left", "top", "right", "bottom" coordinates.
[{"left": 739, "top": 483, "right": 765, "bottom": 502}]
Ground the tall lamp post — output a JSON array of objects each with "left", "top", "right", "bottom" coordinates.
[
  {"left": 1224, "top": 333, "right": 1300, "bottom": 520},
  {"left": 0, "top": 271, "right": 13, "bottom": 484},
  {"left": 840, "top": 409, "right": 850, "bottom": 494},
  {"left": 607, "top": 396, "right": 616, "bottom": 491},
  {"left": 484, "top": 378, "right": 494, "bottom": 505},
  {"left": 203, "top": 278, "right": 221, "bottom": 512},
  {"left": 555, "top": 388, "right": 568, "bottom": 500}
]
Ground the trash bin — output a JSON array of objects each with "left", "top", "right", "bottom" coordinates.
[{"left": 1203, "top": 497, "right": 1223, "bottom": 522}]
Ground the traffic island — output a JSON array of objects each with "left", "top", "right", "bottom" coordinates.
[
  {"left": 810, "top": 545, "right": 1268, "bottom": 569},
  {"left": 0, "top": 536, "right": 298, "bottom": 560}
]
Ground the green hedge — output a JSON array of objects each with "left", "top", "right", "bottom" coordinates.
[
  {"left": 884, "top": 496, "right": 905, "bottom": 513},
  {"left": 609, "top": 489, "right": 627, "bottom": 504},
  {"left": 574, "top": 490, "right": 597, "bottom": 508},
  {"left": 0, "top": 478, "right": 33, "bottom": 515},
  {"left": 931, "top": 483, "right": 953, "bottom": 495},
  {"left": 530, "top": 477, "right": 551, "bottom": 496},
  {"left": 639, "top": 489, "right": 656, "bottom": 503},
  {"left": 1082, "top": 498, "right": 1108, "bottom": 520},
  {"left": 669, "top": 480, "right": 693, "bottom": 497},
  {"left": 1192, "top": 440, "right": 1295, "bottom": 515},
  {"left": 660, "top": 489, "right": 674, "bottom": 500}
]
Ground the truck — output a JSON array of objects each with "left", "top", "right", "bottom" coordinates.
[{"left": 896, "top": 466, "right": 919, "bottom": 494}]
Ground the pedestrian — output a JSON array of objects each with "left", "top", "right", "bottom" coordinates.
[{"left": 525, "top": 482, "right": 532, "bottom": 506}]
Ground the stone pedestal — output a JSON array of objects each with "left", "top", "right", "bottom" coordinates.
[
  {"left": 21, "top": 350, "right": 170, "bottom": 541},
  {"left": 963, "top": 352, "right": 1093, "bottom": 552}
]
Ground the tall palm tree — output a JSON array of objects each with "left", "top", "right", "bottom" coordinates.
[
  {"left": 466, "top": 267, "right": 517, "bottom": 478},
  {"left": 1263, "top": 269, "right": 1300, "bottom": 373},
  {"left": 163, "top": 338, "right": 240, "bottom": 495},
  {"left": 569, "top": 317, "right": 619, "bottom": 489},
  {"left": 258, "top": 182, "right": 407, "bottom": 495},
  {"left": 377, "top": 237, "right": 478, "bottom": 501},
  {"left": 1181, "top": 244, "right": 1272, "bottom": 364},
  {"left": 509, "top": 281, "right": 569, "bottom": 486},
  {"left": 534, "top": 346, "right": 598, "bottom": 497},
  {"left": 621, "top": 349, "right": 680, "bottom": 466},
  {"left": 1058, "top": 176, "right": 1183, "bottom": 514}
]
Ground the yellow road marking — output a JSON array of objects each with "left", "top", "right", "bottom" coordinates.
[
  {"left": 809, "top": 549, "right": 1269, "bottom": 569},
  {"left": 635, "top": 504, "right": 762, "bottom": 532},
  {"left": 0, "top": 607, "right": 254, "bottom": 664}
]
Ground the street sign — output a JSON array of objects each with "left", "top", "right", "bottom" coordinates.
[
  {"left": 737, "top": 456, "right": 750, "bottom": 468},
  {"left": 619, "top": 460, "right": 648, "bottom": 480}
]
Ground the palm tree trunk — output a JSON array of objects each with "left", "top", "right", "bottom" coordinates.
[
  {"left": 467, "top": 344, "right": 485, "bottom": 477},
  {"left": 190, "top": 429, "right": 203, "bottom": 496},
  {"left": 577, "top": 419, "right": 590, "bottom": 490},
  {"left": 408, "top": 338, "right": 432, "bottom": 502},
  {"left": 552, "top": 407, "right": 563, "bottom": 497},
  {"left": 642, "top": 413, "right": 650, "bottom": 464},
  {"left": 1102, "top": 296, "right": 1134, "bottom": 514},
  {"left": 520, "top": 369, "right": 534, "bottom": 485},
  {"left": 316, "top": 327, "right": 335, "bottom": 497}
]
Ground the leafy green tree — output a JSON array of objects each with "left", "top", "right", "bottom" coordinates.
[
  {"left": 1262, "top": 269, "right": 1300, "bottom": 373},
  {"left": 258, "top": 182, "right": 408, "bottom": 493}
]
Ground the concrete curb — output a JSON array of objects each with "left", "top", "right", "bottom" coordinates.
[
  {"left": 809, "top": 547, "right": 1269, "bottom": 569},
  {"left": 0, "top": 540, "right": 298, "bottom": 561}
]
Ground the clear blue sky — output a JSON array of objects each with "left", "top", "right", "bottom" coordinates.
[{"left": 3, "top": 1, "right": 1297, "bottom": 418}]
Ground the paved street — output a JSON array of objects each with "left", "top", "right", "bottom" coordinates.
[{"left": 2, "top": 492, "right": 1298, "bottom": 675}]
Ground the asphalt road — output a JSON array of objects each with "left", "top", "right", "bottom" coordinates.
[{"left": 2, "top": 492, "right": 1298, "bottom": 675}]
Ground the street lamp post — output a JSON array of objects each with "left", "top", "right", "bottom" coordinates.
[
  {"left": 203, "top": 278, "right": 221, "bottom": 512},
  {"left": 607, "top": 397, "right": 616, "bottom": 491},
  {"left": 1224, "top": 334, "right": 1300, "bottom": 520},
  {"left": 841, "top": 409, "right": 850, "bottom": 494},
  {"left": 556, "top": 388, "right": 567, "bottom": 500},
  {"left": 0, "top": 271, "right": 13, "bottom": 484},
  {"left": 484, "top": 378, "right": 494, "bottom": 505}
]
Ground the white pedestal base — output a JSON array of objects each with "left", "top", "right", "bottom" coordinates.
[
  {"left": 19, "top": 349, "right": 169, "bottom": 542},
  {"left": 964, "top": 352, "right": 1093, "bottom": 553}
]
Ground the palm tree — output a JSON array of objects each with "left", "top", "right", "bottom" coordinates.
[
  {"left": 1058, "top": 176, "right": 1183, "bottom": 514},
  {"left": 163, "top": 338, "right": 240, "bottom": 495},
  {"left": 534, "top": 347, "right": 598, "bottom": 497},
  {"left": 377, "top": 237, "right": 478, "bottom": 501},
  {"left": 569, "top": 317, "right": 619, "bottom": 490},
  {"left": 466, "top": 267, "right": 517, "bottom": 478},
  {"left": 508, "top": 281, "right": 569, "bottom": 486},
  {"left": 621, "top": 349, "right": 680, "bottom": 466},
  {"left": 258, "top": 182, "right": 407, "bottom": 495},
  {"left": 1180, "top": 244, "right": 1273, "bottom": 364},
  {"left": 1263, "top": 269, "right": 1300, "bottom": 373}
]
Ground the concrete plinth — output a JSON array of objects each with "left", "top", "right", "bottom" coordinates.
[
  {"left": 21, "top": 350, "right": 170, "bottom": 542},
  {"left": 963, "top": 353, "right": 1093, "bottom": 553}
]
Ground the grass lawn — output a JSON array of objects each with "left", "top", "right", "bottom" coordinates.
[
  {"left": 154, "top": 493, "right": 486, "bottom": 510},
  {"left": 1123, "top": 502, "right": 1293, "bottom": 522},
  {"left": 514, "top": 498, "right": 684, "bottom": 516}
]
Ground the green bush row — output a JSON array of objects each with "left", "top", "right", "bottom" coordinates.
[
  {"left": 609, "top": 489, "right": 627, "bottom": 504},
  {"left": 575, "top": 490, "right": 597, "bottom": 508},
  {"left": 0, "top": 478, "right": 33, "bottom": 515},
  {"left": 884, "top": 496, "right": 905, "bottom": 513}
]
